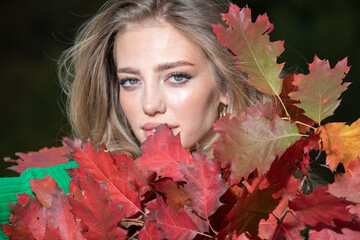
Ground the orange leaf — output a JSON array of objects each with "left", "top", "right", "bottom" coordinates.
[{"left": 320, "top": 118, "right": 360, "bottom": 170}]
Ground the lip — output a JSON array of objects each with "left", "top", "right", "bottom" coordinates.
[{"left": 141, "top": 122, "right": 179, "bottom": 138}]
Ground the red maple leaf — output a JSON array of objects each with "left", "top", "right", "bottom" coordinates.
[
  {"left": 44, "top": 180, "right": 85, "bottom": 240},
  {"left": 150, "top": 195, "right": 200, "bottom": 240},
  {"left": 1, "top": 222, "right": 37, "bottom": 240},
  {"left": 43, "top": 225, "right": 62, "bottom": 240},
  {"left": 213, "top": 108, "right": 300, "bottom": 185},
  {"left": 217, "top": 183, "right": 280, "bottom": 239},
  {"left": 213, "top": 4, "right": 284, "bottom": 96},
  {"left": 289, "top": 186, "right": 353, "bottom": 228},
  {"left": 258, "top": 196, "right": 305, "bottom": 239},
  {"left": 2, "top": 176, "right": 84, "bottom": 240},
  {"left": 2, "top": 197, "right": 46, "bottom": 239},
  {"left": 138, "top": 219, "right": 165, "bottom": 240},
  {"left": 67, "top": 139, "right": 143, "bottom": 217},
  {"left": 135, "top": 125, "right": 193, "bottom": 181},
  {"left": 281, "top": 133, "right": 320, "bottom": 176},
  {"left": 113, "top": 153, "right": 153, "bottom": 197},
  {"left": 70, "top": 175, "right": 127, "bottom": 239},
  {"left": 180, "top": 149, "right": 228, "bottom": 221},
  {"left": 29, "top": 175, "right": 57, "bottom": 208},
  {"left": 5, "top": 144, "right": 71, "bottom": 173}
]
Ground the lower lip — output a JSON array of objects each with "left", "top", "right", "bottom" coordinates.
[{"left": 144, "top": 127, "right": 179, "bottom": 138}]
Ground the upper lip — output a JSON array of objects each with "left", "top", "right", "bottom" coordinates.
[{"left": 141, "top": 122, "right": 178, "bottom": 130}]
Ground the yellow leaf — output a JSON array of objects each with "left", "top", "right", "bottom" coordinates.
[{"left": 320, "top": 118, "right": 360, "bottom": 170}]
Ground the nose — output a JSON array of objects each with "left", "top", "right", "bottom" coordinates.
[{"left": 142, "top": 84, "right": 166, "bottom": 116}]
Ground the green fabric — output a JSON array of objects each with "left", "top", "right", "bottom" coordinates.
[{"left": 0, "top": 160, "right": 78, "bottom": 239}]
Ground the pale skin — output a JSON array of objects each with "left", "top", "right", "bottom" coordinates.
[{"left": 114, "top": 20, "right": 228, "bottom": 149}]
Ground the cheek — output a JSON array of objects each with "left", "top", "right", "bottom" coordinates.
[{"left": 119, "top": 94, "right": 138, "bottom": 123}]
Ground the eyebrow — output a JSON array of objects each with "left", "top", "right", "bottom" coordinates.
[{"left": 116, "top": 60, "right": 195, "bottom": 74}]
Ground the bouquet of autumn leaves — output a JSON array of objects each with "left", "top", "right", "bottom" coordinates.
[{"left": 2, "top": 3, "right": 360, "bottom": 239}]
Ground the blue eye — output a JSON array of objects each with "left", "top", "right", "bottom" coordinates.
[
  {"left": 168, "top": 73, "right": 192, "bottom": 83},
  {"left": 119, "top": 78, "right": 140, "bottom": 87}
]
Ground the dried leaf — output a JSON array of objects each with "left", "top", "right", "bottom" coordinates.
[{"left": 153, "top": 178, "right": 189, "bottom": 211}]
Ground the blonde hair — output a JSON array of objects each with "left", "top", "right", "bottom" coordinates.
[{"left": 58, "top": 0, "right": 262, "bottom": 158}]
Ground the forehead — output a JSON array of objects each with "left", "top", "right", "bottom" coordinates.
[{"left": 113, "top": 20, "right": 207, "bottom": 67}]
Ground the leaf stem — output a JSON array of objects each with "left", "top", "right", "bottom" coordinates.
[
  {"left": 197, "top": 232, "right": 214, "bottom": 239},
  {"left": 208, "top": 220, "right": 218, "bottom": 235},
  {"left": 294, "top": 121, "right": 316, "bottom": 131},
  {"left": 276, "top": 94, "right": 291, "bottom": 120},
  {"left": 122, "top": 218, "right": 144, "bottom": 225},
  {"left": 128, "top": 231, "right": 139, "bottom": 240}
]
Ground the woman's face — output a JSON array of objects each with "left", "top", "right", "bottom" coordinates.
[{"left": 114, "top": 21, "right": 227, "bottom": 149}]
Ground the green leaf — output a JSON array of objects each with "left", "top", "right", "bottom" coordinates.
[{"left": 289, "top": 56, "right": 350, "bottom": 123}]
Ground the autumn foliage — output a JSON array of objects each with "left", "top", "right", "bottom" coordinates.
[{"left": 2, "top": 3, "right": 360, "bottom": 240}]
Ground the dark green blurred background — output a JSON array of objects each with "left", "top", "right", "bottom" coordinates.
[{"left": 1, "top": 0, "right": 359, "bottom": 177}]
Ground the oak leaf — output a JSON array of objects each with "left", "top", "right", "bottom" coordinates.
[
  {"left": 328, "top": 158, "right": 360, "bottom": 203},
  {"left": 136, "top": 125, "right": 193, "bottom": 181},
  {"left": 258, "top": 197, "right": 305, "bottom": 240},
  {"left": 5, "top": 145, "right": 71, "bottom": 173},
  {"left": 45, "top": 179, "right": 85, "bottom": 240},
  {"left": 278, "top": 74, "right": 316, "bottom": 133},
  {"left": 150, "top": 195, "right": 200, "bottom": 240},
  {"left": 308, "top": 228, "right": 360, "bottom": 240},
  {"left": 320, "top": 118, "right": 360, "bottom": 170},
  {"left": 289, "top": 56, "right": 350, "bottom": 123},
  {"left": 213, "top": 4, "right": 284, "bottom": 95},
  {"left": 180, "top": 149, "right": 228, "bottom": 222},
  {"left": 138, "top": 219, "right": 164, "bottom": 240},
  {"left": 67, "top": 139, "right": 142, "bottom": 217},
  {"left": 4, "top": 197, "right": 47, "bottom": 239},
  {"left": 113, "top": 153, "right": 153, "bottom": 197},
  {"left": 217, "top": 184, "right": 280, "bottom": 239},
  {"left": 288, "top": 186, "right": 353, "bottom": 227},
  {"left": 1, "top": 222, "right": 37, "bottom": 240},
  {"left": 43, "top": 225, "right": 62, "bottom": 240},
  {"left": 70, "top": 175, "right": 127, "bottom": 239},
  {"left": 214, "top": 110, "right": 300, "bottom": 185}
]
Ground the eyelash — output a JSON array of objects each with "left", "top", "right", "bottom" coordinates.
[{"left": 118, "top": 72, "right": 192, "bottom": 88}]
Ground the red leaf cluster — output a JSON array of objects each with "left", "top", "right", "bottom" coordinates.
[{"left": 2, "top": 3, "right": 359, "bottom": 240}]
